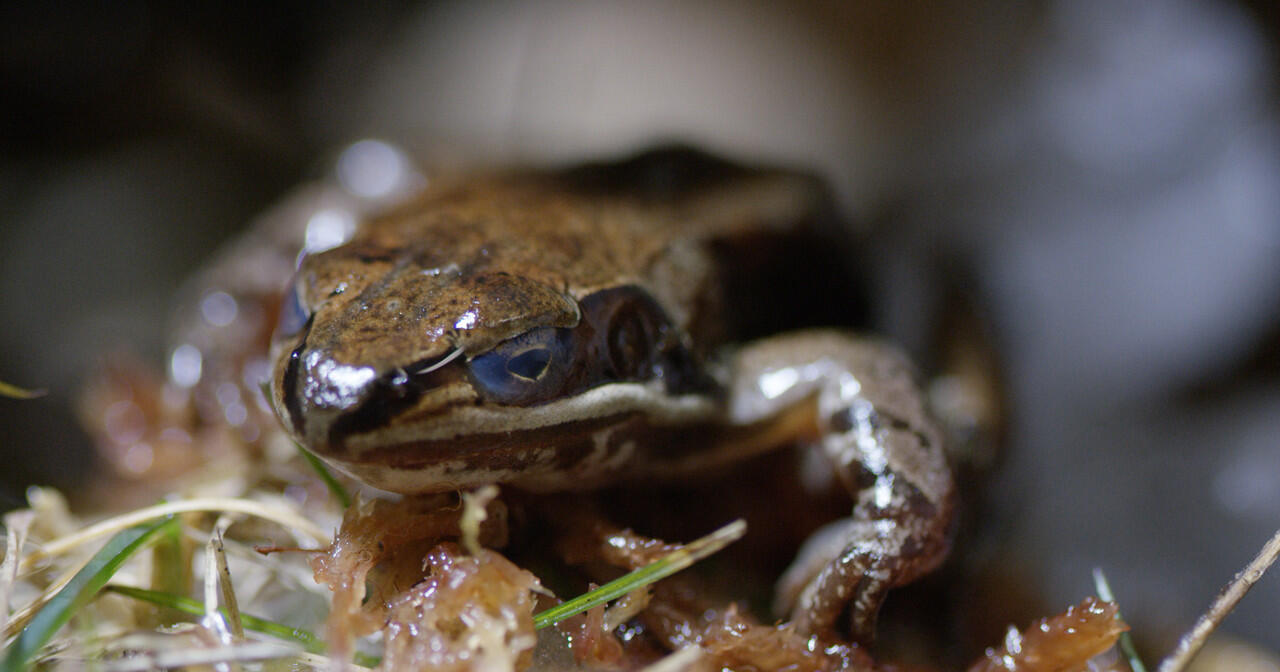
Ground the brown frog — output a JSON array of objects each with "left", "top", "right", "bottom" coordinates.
[{"left": 264, "top": 147, "right": 956, "bottom": 642}]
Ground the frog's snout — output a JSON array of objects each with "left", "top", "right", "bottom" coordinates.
[
  {"left": 277, "top": 343, "right": 469, "bottom": 456},
  {"left": 277, "top": 345, "right": 369, "bottom": 451}
]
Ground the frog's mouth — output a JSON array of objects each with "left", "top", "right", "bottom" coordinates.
[
  {"left": 327, "top": 377, "right": 719, "bottom": 451},
  {"left": 316, "top": 389, "right": 725, "bottom": 495},
  {"left": 332, "top": 410, "right": 643, "bottom": 494}
]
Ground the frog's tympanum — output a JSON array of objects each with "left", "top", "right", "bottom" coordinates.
[{"left": 266, "top": 148, "right": 955, "bottom": 643}]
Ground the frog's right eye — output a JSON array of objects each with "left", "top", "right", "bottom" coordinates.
[
  {"left": 468, "top": 327, "right": 574, "bottom": 405},
  {"left": 275, "top": 285, "right": 311, "bottom": 339}
]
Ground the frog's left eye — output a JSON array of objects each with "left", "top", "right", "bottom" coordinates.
[
  {"left": 274, "top": 284, "right": 311, "bottom": 339},
  {"left": 468, "top": 327, "right": 574, "bottom": 405}
]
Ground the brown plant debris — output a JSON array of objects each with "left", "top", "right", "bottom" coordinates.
[
  {"left": 310, "top": 493, "right": 511, "bottom": 667},
  {"left": 380, "top": 542, "right": 541, "bottom": 672},
  {"left": 967, "top": 597, "right": 1127, "bottom": 672}
]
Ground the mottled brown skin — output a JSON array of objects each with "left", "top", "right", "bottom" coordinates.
[{"left": 267, "top": 148, "right": 956, "bottom": 643}]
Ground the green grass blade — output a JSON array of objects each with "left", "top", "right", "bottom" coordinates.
[
  {"left": 0, "top": 380, "right": 44, "bottom": 400},
  {"left": 533, "top": 519, "right": 746, "bottom": 630},
  {"left": 105, "top": 585, "right": 379, "bottom": 668},
  {"left": 104, "top": 585, "right": 322, "bottom": 653},
  {"left": 294, "top": 442, "right": 351, "bottom": 509},
  {"left": 1, "top": 517, "right": 175, "bottom": 672},
  {"left": 1093, "top": 568, "right": 1148, "bottom": 672},
  {"left": 259, "top": 380, "right": 350, "bottom": 509},
  {"left": 150, "top": 517, "right": 188, "bottom": 620}
]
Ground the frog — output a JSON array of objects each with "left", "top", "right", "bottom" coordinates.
[{"left": 262, "top": 146, "right": 956, "bottom": 644}]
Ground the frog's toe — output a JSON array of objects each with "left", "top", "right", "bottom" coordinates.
[
  {"left": 777, "top": 518, "right": 890, "bottom": 643},
  {"left": 780, "top": 511, "right": 954, "bottom": 644},
  {"left": 775, "top": 518, "right": 857, "bottom": 619}
]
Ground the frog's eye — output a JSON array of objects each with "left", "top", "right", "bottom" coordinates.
[
  {"left": 468, "top": 327, "right": 574, "bottom": 404},
  {"left": 605, "top": 305, "right": 655, "bottom": 379},
  {"left": 275, "top": 284, "right": 311, "bottom": 339},
  {"left": 505, "top": 346, "right": 553, "bottom": 380}
]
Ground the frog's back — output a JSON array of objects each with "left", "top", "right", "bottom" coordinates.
[
  {"left": 357, "top": 146, "right": 865, "bottom": 352},
  {"left": 543, "top": 147, "right": 870, "bottom": 347}
]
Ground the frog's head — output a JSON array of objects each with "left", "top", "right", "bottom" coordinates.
[{"left": 268, "top": 213, "right": 716, "bottom": 494}]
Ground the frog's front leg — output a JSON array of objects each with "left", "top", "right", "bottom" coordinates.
[{"left": 726, "top": 330, "right": 956, "bottom": 643}]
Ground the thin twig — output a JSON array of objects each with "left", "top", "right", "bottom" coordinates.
[
  {"left": 1, "top": 511, "right": 35, "bottom": 635},
  {"left": 203, "top": 516, "right": 245, "bottom": 646},
  {"left": 1156, "top": 527, "right": 1280, "bottom": 672},
  {"left": 5, "top": 557, "right": 87, "bottom": 638},
  {"left": 19, "top": 497, "right": 330, "bottom": 573},
  {"left": 92, "top": 641, "right": 302, "bottom": 672}
]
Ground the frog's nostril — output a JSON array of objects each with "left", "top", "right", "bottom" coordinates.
[{"left": 324, "top": 349, "right": 466, "bottom": 447}]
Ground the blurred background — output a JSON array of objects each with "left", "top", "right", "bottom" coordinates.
[{"left": 3, "top": 0, "right": 1280, "bottom": 663}]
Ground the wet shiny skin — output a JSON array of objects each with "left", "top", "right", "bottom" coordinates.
[{"left": 266, "top": 149, "right": 955, "bottom": 643}]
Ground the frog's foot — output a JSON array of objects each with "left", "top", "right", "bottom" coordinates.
[
  {"left": 775, "top": 514, "right": 947, "bottom": 642},
  {"left": 722, "top": 330, "right": 956, "bottom": 643}
]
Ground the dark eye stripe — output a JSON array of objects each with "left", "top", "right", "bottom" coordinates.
[
  {"left": 280, "top": 314, "right": 314, "bottom": 436},
  {"left": 325, "top": 350, "right": 467, "bottom": 446}
]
